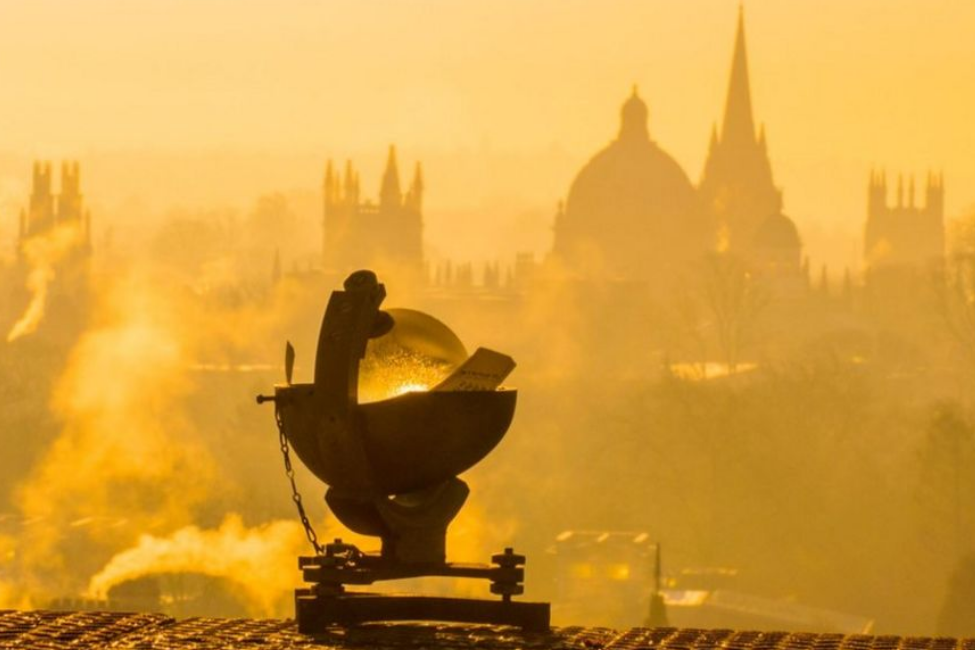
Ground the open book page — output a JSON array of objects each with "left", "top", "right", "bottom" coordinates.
[{"left": 431, "top": 347, "right": 516, "bottom": 392}]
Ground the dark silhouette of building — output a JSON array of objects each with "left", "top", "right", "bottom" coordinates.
[
  {"left": 16, "top": 161, "right": 92, "bottom": 294},
  {"left": 864, "top": 170, "right": 944, "bottom": 270},
  {"left": 550, "top": 87, "right": 710, "bottom": 284},
  {"left": 3, "top": 161, "right": 92, "bottom": 341},
  {"left": 699, "top": 8, "right": 800, "bottom": 275},
  {"left": 18, "top": 161, "right": 92, "bottom": 263},
  {"left": 322, "top": 146, "right": 423, "bottom": 279},
  {"left": 550, "top": 9, "right": 802, "bottom": 286}
]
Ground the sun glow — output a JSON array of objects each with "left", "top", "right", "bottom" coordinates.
[{"left": 391, "top": 382, "right": 431, "bottom": 397}]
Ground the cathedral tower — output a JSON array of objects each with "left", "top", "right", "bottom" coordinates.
[
  {"left": 699, "top": 7, "right": 783, "bottom": 257},
  {"left": 864, "top": 169, "right": 944, "bottom": 269},
  {"left": 9, "top": 161, "right": 93, "bottom": 337},
  {"left": 18, "top": 160, "right": 92, "bottom": 259},
  {"left": 322, "top": 146, "right": 424, "bottom": 281}
]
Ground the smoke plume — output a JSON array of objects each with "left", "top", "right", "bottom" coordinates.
[
  {"left": 14, "top": 270, "right": 218, "bottom": 596},
  {"left": 86, "top": 515, "right": 306, "bottom": 617},
  {"left": 7, "top": 222, "right": 84, "bottom": 342}
]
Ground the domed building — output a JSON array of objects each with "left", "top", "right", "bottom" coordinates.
[
  {"left": 551, "top": 10, "right": 805, "bottom": 292},
  {"left": 751, "top": 211, "right": 801, "bottom": 274},
  {"left": 551, "top": 88, "right": 711, "bottom": 284}
]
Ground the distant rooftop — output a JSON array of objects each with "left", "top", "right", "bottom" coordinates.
[{"left": 1, "top": 610, "right": 972, "bottom": 650}]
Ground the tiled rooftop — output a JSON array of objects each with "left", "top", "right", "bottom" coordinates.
[{"left": 1, "top": 610, "right": 973, "bottom": 650}]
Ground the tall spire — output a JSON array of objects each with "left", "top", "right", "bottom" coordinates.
[
  {"left": 324, "top": 160, "right": 335, "bottom": 203},
  {"left": 380, "top": 145, "right": 402, "bottom": 208},
  {"left": 720, "top": 5, "right": 757, "bottom": 147},
  {"left": 412, "top": 162, "right": 424, "bottom": 194},
  {"left": 344, "top": 159, "right": 356, "bottom": 203},
  {"left": 407, "top": 162, "right": 424, "bottom": 211}
]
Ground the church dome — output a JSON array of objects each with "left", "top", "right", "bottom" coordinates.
[
  {"left": 751, "top": 211, "right": 801, "bottom": 273},
  {"left": 552, "top": 89, "right": 709, "bottom": 281},
  {"left": 753, "top": 212, "right": 800, "bottom": 250}
]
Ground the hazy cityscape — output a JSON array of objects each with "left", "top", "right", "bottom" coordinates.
[{"left": 2, "top": 0, "right": 975, "bottom": 638}]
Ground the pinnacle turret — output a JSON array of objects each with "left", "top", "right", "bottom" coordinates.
[
  {"left": 380, "top": 145, "right": 402, "bottom": 208},
  {"left": 407, "top": 163, "right": 424, "bottom": 211}
]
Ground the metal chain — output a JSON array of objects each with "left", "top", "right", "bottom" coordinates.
[{"left": 275, "top": 407, "right": 325, "bottom": 555}]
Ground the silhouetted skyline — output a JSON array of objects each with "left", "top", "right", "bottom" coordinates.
[{"left": 0, "top": 1, "right": 971, "bottom": 277}]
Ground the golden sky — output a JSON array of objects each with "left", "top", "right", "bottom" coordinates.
[{"left": 1, "top": 0, "right": 974, "bottom": 270}]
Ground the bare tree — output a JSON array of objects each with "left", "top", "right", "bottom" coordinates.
[
  {"left": 698, "top": 252, "right": 769, "bottom": 374},
  {"left": 917, "top": 400, "right": 975, "bottom": 562},
  {"left": 939, "top": 252, "right": 975, "bottom": 365}
]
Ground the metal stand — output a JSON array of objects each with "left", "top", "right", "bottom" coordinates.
[{"left": 295, "top": 540, "right": 550, "bottom": 633}]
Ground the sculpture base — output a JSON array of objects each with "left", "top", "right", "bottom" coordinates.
[
  {"left": 295, "top": 542, "right": 550, "bottom": 633},
  {"left": 295, "top": 591, "right": 551, "bottom": 633}
]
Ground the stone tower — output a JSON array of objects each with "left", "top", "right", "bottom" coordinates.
[
  {"left": 17, "top": 160, "right": 92, "bottom": 265},
  {"left": 322, "top": 146, "right": 424, "bottom": 280},
  {"left": 699, "top": 7, "right": 783, "bottom": 258},
  {"left": 864, "top": 170, "right": 944, "bottom": 269}
]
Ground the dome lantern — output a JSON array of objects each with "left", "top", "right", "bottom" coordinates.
[{"left": 619, "top": 85, "right": 649, "bottom": 141}]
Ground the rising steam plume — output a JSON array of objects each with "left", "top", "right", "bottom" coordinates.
[
  {"left": 86, "top": 515, "right": 306, "bottom": 617},
  {"left": 7, "top": 222, "right": 84, "bottom": 342}
]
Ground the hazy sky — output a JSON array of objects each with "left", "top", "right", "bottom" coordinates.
[{"left": 1, "top": 0, "right": 974, "bottom": 269}]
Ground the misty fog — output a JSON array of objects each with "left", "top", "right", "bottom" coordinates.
[{"left": 3, "top": 1, "right": 975, "bottom": 640}]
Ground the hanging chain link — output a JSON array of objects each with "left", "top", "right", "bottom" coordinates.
[{"left": 275, "top": 407, "right": 325, "bottom": 556}]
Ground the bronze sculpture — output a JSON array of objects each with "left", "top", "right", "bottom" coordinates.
[{"left": 258, "top": 270, "right": 549, "bottom": 632}]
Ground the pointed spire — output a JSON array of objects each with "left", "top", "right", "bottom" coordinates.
[
  {"left": 408, "top": 162, "right": 424, "bottom": 211},
  {"left": 380, "top": 145, "right": 402, "bottom": 208},
  {"left": 324, "top": 160, "right": 336, "bottom": 206},
  {"left": 897, "top": 174, "right": 904, "bottom": 207},
  {"left": 909, "top": 175, "right": 915, "bottom": 208},
  {"left": 412, "top": 162, "right": 424, "bottom": 193},
  {"left": 720, "top": 5, "right": 757, "bottom": 147},
  {"left": 344, "top": 159, "right": 356, "bottom": 203}
]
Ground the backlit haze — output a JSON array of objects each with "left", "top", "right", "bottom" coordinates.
[
  {"left": 2, "top": 0, "right": 975, "bottom": 271},
  {"left": 3, "top": 0, "right": 975, "bottom": 638}
]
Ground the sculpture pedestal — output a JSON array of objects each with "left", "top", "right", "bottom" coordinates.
[{"left": 295, "top": 542, "right": 550, "bottom": 633}]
